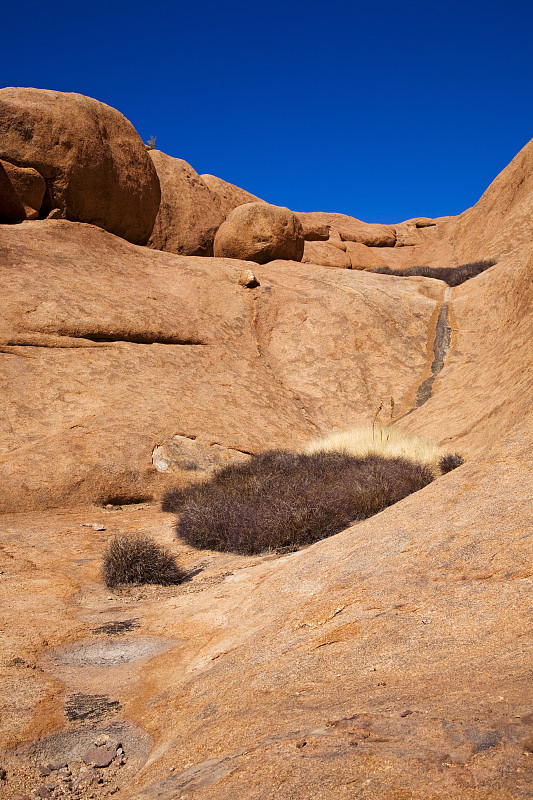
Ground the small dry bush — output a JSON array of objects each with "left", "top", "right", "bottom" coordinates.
[
  {"left": 103, "top": 533, "right": 185, "bottom": 588},
  {"left": 305, "top": 426, "right": 442, "bottom": 475},
  {"left": 167, "top": 451, "right": 435, "bottom": 555},
  {"left": 370, "top": 260, "right": 496, "bottom": 287},
  {"left": 439, "top": 453, "right": 465, "bottom": 474}
]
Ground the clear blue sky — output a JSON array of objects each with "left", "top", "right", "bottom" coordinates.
[{"left": 2, "top": 0, "right": 532, "bottom": 223}]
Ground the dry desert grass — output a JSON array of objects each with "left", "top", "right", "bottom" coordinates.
[{"left": 305, "top": 425, "right": 442, "bottom": 475}]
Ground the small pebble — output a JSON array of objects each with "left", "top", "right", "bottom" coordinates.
[{"left": 400, "top": 710, "right": 413, "bottom": 718}]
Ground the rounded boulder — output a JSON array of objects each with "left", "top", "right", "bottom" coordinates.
[
  {"left": 0, "top": 87, "right": 160, "bottom": 244},
  {"left": 214, "top": 202, "right": 304, "bottom": 264}
]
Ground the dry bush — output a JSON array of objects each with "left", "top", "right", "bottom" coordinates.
[
  {"left": 103, "top": 533, "right": 185, "bottom": 588},
  {"left": 170, "top": 451, "right": 435, "bottom": 555},
  {"left": 439, "top": 453, "right": 465, "bottom": 474},
  {"left": 305, "top": 426, "right": 442, "bottom": 475},
  {"left": 370, "top": 260, "right": 496, "bottom": 286}
]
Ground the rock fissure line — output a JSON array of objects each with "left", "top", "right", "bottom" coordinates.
[{"left": 247, "top": 291, "right": 321, "bottom": 432}]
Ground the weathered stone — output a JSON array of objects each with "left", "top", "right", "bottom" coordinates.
[
  {"left": 0, "top": 159, "right": 45, "bottom": 219},
  {"left": 214, "top": 202, "right": 304, "bottom": 264},
  {"left": 0, "top": 161, "right": 25, "bottom": 222},
  {"left": 83, "top": 746, "right": 115, "bottom": 768},
  {"left": 0, "top": 87, "right": 160, "bottom": 244},
  {"left": 238, "top": 269, "right": 260, "bottom": 287},
  {"left": 298, "top": 210, "right": 396, "bottom": 246},
  {"left": 147, "top": 151, "right": 224, "bottom": 256},
  {"left": 345, "top": 241, "right": 388, "bottom": 270},
  {"left": 327, "top": 227, "right": 347, "bottom": 251}
]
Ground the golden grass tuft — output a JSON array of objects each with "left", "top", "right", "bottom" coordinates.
[{"left": 304, "top": 425, "right": 442, "bottom": 475}]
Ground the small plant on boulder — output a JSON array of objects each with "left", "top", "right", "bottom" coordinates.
[{"left": 103, "top": 533, "right": 185, "bottom": 588}]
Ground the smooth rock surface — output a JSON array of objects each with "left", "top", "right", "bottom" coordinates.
[{"left": 201, "top": 173, "right": 264, "bottom": 219}]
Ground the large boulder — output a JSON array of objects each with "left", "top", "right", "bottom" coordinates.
[
  {"left": 298, "top": 210, "right": 396, "bottom": 247},
  {"left": 214, "top": 202, "right": 305, "bottom": 263},
  {"left": 147, "top": 151, "right": 224, "bottom": 256},
  {"left": 201, "top": 173, "right": 264, "bottom": 219},
  {"left": 0, "top": 87, "right": 160, "bottom": 244}
]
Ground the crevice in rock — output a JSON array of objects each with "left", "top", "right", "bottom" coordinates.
[
  {"left": 413, "top": 301, "right": 452, "bottom": 407},
  {"left": 1, "top": 333, "right": 206, "bottom": 348},
  {"left": 394, "top": 288, "right": 453, "bottom": 421}
]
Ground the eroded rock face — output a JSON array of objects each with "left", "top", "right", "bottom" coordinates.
[
  {"left": 0, "top": 159, "right": 45, "bottom": 219},
  {"left": 201, "top": 173, "right": 264, "bottom": 219},
  {"left": 214, "top": 202, "right": 305, "bottom": 264},
  {"left": 152, "top": 434, "right": 250, "bottom": 474},
  {"left": 147, "top": 151, "right": 224, "bottom": 256},
  {"left": 0, "top": 160, "right": 25, "bottom": 222},
  {"left": 0, "top": 87, "right": 160, "bottom": 244},
  {"left": 298, "top": 210, "right": 396, "bottom": 247}
]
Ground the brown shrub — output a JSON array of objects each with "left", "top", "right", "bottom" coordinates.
[
  {"left": 165, "top": 451, "right": 435, "bottom": 555},
  {"left": 439, "top": 453, "right": 465, "bottom": 474},
  {"left": 102, "top": 533, "right": 185, "bottom": 588},
  {"left": 370, "top": 260, "right": 496, "bottom": 287}
]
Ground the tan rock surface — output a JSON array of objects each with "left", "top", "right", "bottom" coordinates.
[
  {"left": 298, "top": 210, "right": 396, "bottom": 247},
  {"left": 147, "top": 151, "right": 224, "bottom": 256},
  {"left": 345, "top": 240, "right": 388, "bottom": 270},
  {"left": 0, "top": 220, "right": 439, "bottom": 511},
  {"left": 214, "top": 202, "right": 305, "bottom": 264},
  {"left": 449, "top": 136, "right": 533, "bottom": 262},
  {"left": 0, "top": 87, "right": 160, "bottom": 244},
  {"left": 1, "top": 124, "right": 533, "bottom": 800},
  {"left": 302, "top": 239, "right": 351, "bottom": 268},
  {"left": 201, "top": 173, "right": 264, "bottom": 219}
]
